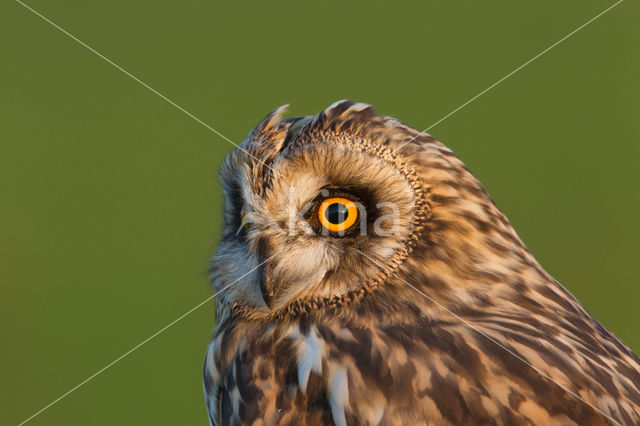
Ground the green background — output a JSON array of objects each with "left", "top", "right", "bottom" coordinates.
[{"left": 1, "top": 0, "right": 638, "bottom": 424}]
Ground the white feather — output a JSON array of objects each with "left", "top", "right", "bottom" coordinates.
[
  {"left": 294, "top": 326, "right": 325, "bottom": 393},
  {"left": 329, "top": 366, "right": 349, "bottom": 426}
]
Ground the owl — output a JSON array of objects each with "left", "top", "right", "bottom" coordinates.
[{"left": 203, "top": 101, "right": 640, "bottom": 425}]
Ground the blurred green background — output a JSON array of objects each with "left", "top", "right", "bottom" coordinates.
[{"left": 1, "top": 0, "right": 638, "bottom": 424}]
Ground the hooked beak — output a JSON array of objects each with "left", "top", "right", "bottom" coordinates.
[
  {"left": 260, "top": 271, "right": 276, "bottom": 310},
  {"left": 256, "top": 238, "right": 276, "bottom": 310}
]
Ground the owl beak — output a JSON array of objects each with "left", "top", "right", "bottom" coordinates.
[
  {"left": 256, "top": 239, "right": 276, "bottom": 310},
  {"left": 260, "top": 272, "right": 276, "bottom": 310},
  {"left": 255, "top": 238, "right": 277, "bottom": 310}
]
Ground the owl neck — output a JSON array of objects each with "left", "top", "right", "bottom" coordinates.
[{"left": 396, "top": 182, "right": 586, "bottom": 319}]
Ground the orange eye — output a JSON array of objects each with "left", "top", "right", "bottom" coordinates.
[
  {"left": 318, "top": 197, "right": 358, "bottom": 232},
  {"left": 238, "top": 209, "right": 251, "bottom": 234}
]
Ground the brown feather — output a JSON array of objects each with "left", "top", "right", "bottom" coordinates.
[{"left": 204, "top": 101, "right": 640, "bottom": 425}]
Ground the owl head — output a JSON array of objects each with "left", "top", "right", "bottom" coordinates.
[{"left": 211, "top": 100, "right": 529, "bottom": 322}]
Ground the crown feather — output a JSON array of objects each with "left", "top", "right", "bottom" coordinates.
[{"left": 285, "top": 100, "right": 436, "bottom": 151}]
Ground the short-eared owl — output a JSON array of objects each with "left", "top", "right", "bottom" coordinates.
[{"left": 204, "top": 101, "right": 640, "bottom": 425}]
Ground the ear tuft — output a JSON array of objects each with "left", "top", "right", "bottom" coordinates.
[
  {"left": 290, "top": 100, "right": 436, "bottom": 150},
  {"left": 295, "top": 100, "right": 378, "bottom": 142},
  {"left": 255, "top": 104, "right": 290, "bottom": 133},
  {"left": 320, "top": 100, "right": 375, "bottom": 123},
  {"left": 244, "top": 104, "right": 292, "bottom": 159}
]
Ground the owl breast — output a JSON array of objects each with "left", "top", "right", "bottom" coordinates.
[{"left": 206, "top": 311, "right": 621, "bottom": 426}]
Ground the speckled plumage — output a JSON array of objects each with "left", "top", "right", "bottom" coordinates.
[{"left": 204, "top": 101, "right": 640, "bottom": 425}]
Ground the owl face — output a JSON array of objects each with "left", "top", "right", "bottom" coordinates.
[{"left": 211, "top": 104, "right": 427, "bottom": 316}]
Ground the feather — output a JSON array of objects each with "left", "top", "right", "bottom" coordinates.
[{"left": 205, "top": 101, "right": 640, "bottom": 425}]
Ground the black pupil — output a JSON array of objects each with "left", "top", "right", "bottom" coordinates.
[{"left": 325, "top": 202, "right": 349, "bottom": 225}]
